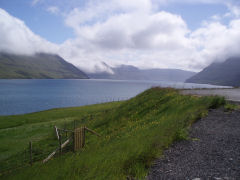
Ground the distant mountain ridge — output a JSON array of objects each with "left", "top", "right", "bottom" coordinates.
[
  {"left": 186, "top": 57, "right": 240, "bottom": 87},
  {"left": 0, "top": 53, "right": 88, "bottom": 79},
  {"left": 88, "top": 62, "right": 196, "bottom": 82}
]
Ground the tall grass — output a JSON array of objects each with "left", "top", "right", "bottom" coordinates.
[{"left": 0, "top": 88, "right": 225, "bottom": 179}]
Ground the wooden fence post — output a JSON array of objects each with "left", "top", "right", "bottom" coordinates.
[
  {"left": 59, "top": 134, "right": 62, "bottom": 155},
  {"left": 74, "top": 128, "right": 80, "bottom": 151},
  {"left": 72, "top": 131, "right": 75, "bottom": 152},
  {"left": 54, "top": 126, "right": 59, "bottom": 140},
  {"left": 64, "top": 123, "right": 67, "bottom": 137},
  {"left": 29, "top": 141, "right": 33, "bottom": 166},
  {"left": 81, "top": 126, "right": 85, "bottom": 148}
]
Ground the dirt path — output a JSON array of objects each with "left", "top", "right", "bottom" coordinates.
[{"left": 147, "top": 108, "right": 240, "bottom": 180}]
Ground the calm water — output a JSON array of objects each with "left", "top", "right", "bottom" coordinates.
[{"left": 0, "top": 79, "right": 229, "bottom": 115}]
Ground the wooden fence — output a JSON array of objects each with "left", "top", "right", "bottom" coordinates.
[
  {"left": 0, "top": 121, "right": 100, "bottom": 176},
  {"left": 42, "top": 124, "right": 100, "bottom": 163}
]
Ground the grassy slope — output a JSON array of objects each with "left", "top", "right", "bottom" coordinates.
[
  {"left": 0, "top": 88, "right": 225, "bottom": 179},
  {"left": 0, "top": 53, "right": 88, "bottom": 79}
]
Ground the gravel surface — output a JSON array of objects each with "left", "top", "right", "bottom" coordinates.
[
  {"left": 147, "top": 108, "right": 240, "bottom": 180},
  {"left": 181, "top": 89, "right": 240, "bottom": 102}
]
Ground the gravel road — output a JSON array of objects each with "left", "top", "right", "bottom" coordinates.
[
  {"left": 147, "top": 108, "right": 240, "bottom": 180},
  {"left": 181, "top": 88, "right": 240, "bottom": 102}
]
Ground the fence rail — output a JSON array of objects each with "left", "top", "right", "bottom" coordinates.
[{"left": 0, "top": 120, "right": 100, "bottom": 176}]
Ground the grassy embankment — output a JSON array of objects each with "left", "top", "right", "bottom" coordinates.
[{"left": 0, "top": 88, "right": 225, "bottom": 179}]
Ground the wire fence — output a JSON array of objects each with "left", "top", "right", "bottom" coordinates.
[
  {"left": 0, "top": 120, "right": 80, "bottom": 176},
  {"left": 0, "top": 102, "right": 114, "bottom": 176},
  {"left": 0, "top": 141, "right": 65, "bottom": 175},
  {"left": 86, "top": 97, "right": 130, "bottom": 105}
]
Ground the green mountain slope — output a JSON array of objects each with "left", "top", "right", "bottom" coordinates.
[
  {"left": 186, "top": 57, "right": 240, "bottom": 87},
  {"left": 0, "top": 53, "right": 88, "bottom": 79}
]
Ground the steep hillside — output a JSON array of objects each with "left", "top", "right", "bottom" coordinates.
[
  {"left": 88, "top": 63, "right": 196, "bottom": 82},
  {"left": 0, "top": 88, "right": 224, "bottom": 179},
  {"left": 0, "top": 53, "right": 88, "bottom": 79},
  {"left": 186, "top": 57, "right": 240, "bottom": 87}
]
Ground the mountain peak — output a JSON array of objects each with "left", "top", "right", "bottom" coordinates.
[
  {"left": 186, "top": 57, "right": 240, "bottom": 86},
  {"left": 0, "top": 53, "right": 88, "bottom": 79}
]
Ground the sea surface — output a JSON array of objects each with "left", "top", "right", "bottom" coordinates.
[{"left": 0, "top": 79, "right": 230, "bottom": 115}]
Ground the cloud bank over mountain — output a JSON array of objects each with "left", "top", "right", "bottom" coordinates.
[
  {"left": 0, "top": 0, "right": 240, "bottom": 73},
  {"left": 0, "top": 9, "right": 58, "bottom": 55}
]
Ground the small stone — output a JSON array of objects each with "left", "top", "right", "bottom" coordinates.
[
  {"left": 214, "top": 177, "right": 223, "bottom": 180},
  {"left": 192, "top": 178, "right": 201, "bottom": 180},
  {"left": 223, "top": 177, "right": 230, "bottom": 180}
]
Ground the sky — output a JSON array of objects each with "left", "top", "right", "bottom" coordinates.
[{"left": 0, "top": 0, "right": 240, "bottom": 73}]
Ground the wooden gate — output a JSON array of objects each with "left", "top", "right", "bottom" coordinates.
[
  {"left": 43, "top": 125, "right": 100, "bottom": 163},
  {"left": 74, "top": 126, "right": 101, "bottom": 151},
  {"left": 74, "top": 127, "right": 85, "bottom": 151}
]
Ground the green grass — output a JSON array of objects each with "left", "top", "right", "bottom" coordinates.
[
  {"left": 0, "top": 88, "right": 225, "bottom": 179},
  {"left": 224, "top": 103, "right": 239, "bottom": 111}
]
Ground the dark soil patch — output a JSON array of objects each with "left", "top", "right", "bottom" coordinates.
[{"left": 147, "top": 108, "right": 240, "bottom": 180}]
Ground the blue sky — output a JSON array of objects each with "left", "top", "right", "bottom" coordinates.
[
  {"left": 161, "top": 3, "right": 229, "bottom": 29},
  {"left": 0, "top": 0, "right": 240, "bottom": 72}
]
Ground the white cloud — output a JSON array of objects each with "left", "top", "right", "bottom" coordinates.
[
  {"left": 60, "top": 0, "right": 240, "bottom": 72},
  {"left": 31, "top": 0, "right": 42, "bottom": 6},
  {"left": 226, "top": 3, "right": 240, "bottom": 17},
  {"left": 190, "top": 19, "right": 240, "bottom": 65},
  {"left": 60, "top": 0, "right": 196, "bottom": 72},
  {"left": 47, "top": 6, "right": 60, "bottom": 15},
  {"left": 210, "top": 14, "right": 222, "bottom": 21},
  {"left": 60, "top": 1, "right": 188, "bottom": 65},
  {"left": 157, "top": 0, "right": 238, "bottom": 6},
  {"left": 0, "top": 8, "right": 58, "bottom": 55},
  {"left": 1, "top": 0, "right": 240, "bottom": 73}
]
